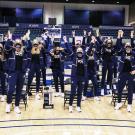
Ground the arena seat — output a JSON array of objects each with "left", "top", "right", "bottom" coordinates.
[
  {"left": 13, "top": 27, "right": 43, "bottom": 40},
  {"left": 0, "top": 26, "right": 8, "bottom": 35},
  {"left": 64, "top": 90, "right": 78, "bottom": 109},
  {"left": 99, "top": 26, "right": 134, "bottom": 39},
  {"left": 61, "top": 24, "right": 93, "bottom": 37},
  {"left": 12, "top": 90, "right": 28, "bottom": 110},
  {"left": 111, "top": 80, "right": 128, "bottom": 107}
]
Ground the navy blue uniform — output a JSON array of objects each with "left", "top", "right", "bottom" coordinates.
[
  {"left": 69, "top": 54, "right": 87, "bottom": 107},
  {"left": 101, "top": 44, "right": 115, "bottom": 90},
  {"left": 83, "top": 41, "right": 100, "bottom": 97},
  {"left": 27, "top": 42, "right": 45, "bottom": 94},
  {"left": 28, "top": 54, "right": 41, "bottom": 93},
  {"left": 50, "top": 45, "right": 68, "bottom": 93},
  {"left": 117, "top": 53, "right": 135, "bottom": 104},
  {"left": 5, "top": 40, "right": 28, "bottom": 106},
  {"left": 68, "top": 37, "right": 87, "bottom": 107},
  {"left": 112, "top": 38, "right": 124, "bottom": 79},
  {"left": 41, "top": 48, "right": 47, "bottom": 86},
  {"left": 117, "top": 38, "right": 135, "bottom": 104},
  {"left": 41, "top": 36, "right": 50, "bottom": 86}
]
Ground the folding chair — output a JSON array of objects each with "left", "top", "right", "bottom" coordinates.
[{"left": 111, "top": 82, "right": 128, "bottom": 107}]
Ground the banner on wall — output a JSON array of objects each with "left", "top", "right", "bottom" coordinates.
[
  {"left": 99, "top": 26, "right": 134, "bottom": 30},
  {"left": 75, "top": 36, "right": 83, "bottom": 45},
  {"left": 61, "top": 24, "right": 92, "bottom": 30},
  {"left": 0, "top": 23, "right": 9, "bottom": 27},
  {"left": 16, "top": 23, "right": 54, "bottom": 28},
  {"left": 16, "top": 23, "right": 62, "bottom": 38},
  {"left": 47, "top": 28, "right": 61, "bottom": 38},
  {"left": 68, "top": 36, "right": 84, "bottom": 44}
]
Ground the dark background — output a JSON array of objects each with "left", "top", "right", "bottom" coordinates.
[
  {"left": 0, "top": 8, "right": 43, "bottom": 26},
  {"left": 64, "top": 9, "right": 125, "bottom": 26}
]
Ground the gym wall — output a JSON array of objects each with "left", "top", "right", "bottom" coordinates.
[{"left": 0, "top": 1, "right": 129, "bottom": 25}]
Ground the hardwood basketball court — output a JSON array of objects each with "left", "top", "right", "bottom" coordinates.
[{"left": 0, "top": 95, "right": 135, "bottom": 135}]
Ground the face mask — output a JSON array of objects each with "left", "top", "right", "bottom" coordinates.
[
  {"left": 77, "top": 52, "right": 83, "bottom": 58},
  {"left": 15, "top": 44, "right": 21, "bottom": 50},
  {"left": 125, "top": 48, "right": 131, "bottom": 60},
  {"left": 107, "top": 43, "right": 112, "bottom": 48},
  {"left": 126, "top": 50, "right": 131, "bottom": 54},
  {"left": 33, "top": 44, "right": 38, "bottom": 47},
  {"left": 55, "top": 50, "right": 60, "bottom": 55},
  {"left": 125, "top": 46, "right": 131, "bottom": 54}
]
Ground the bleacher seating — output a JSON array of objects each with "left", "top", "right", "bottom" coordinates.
[
  {"left": 0, "top": 23, "right": 134, "bottom": 41},
  {"left": 61, "top": 24, "right": 93, "bottom": 37},
  {"left": 0, "top": 26, "right": 8, "bottom": 35},
  {"left": 99, "top": 26, "right": 134, "bottom": 39},
  {"left": 13, "top": 27, "right": 43, "bottom": 40},
  {"left": 111, "top": 79, "right": 128, "bottom": 107}
]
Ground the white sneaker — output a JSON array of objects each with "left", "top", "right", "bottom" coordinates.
[
  {"left": 94, "top": 96, "right": 101, "bottom": 101},
  {"left": 27, "top": 95, "right": 29, "bottom": 100},
  {"left": 107, "top": 90, "right": 112, "bottom": 95},
  {"left": 101, "top": 89, "right": 104, "bottom": 96},
  {"left": 14, "top": 106, "right": 21, "bottom": 114},
  {"left": 60, "top": 93, "right": 64, "bottom": 98},
  {"left": 69, "top": 106, "right": 73, "bottom": 113},
  {"left": 127, "top": 105, "right": 132, "bottom": 112},
  {"left": 113, "top": 84, "right": 117, "bottom": 90},
  {"left": 76, "top": 107, "right": 82, "bottom": 112},
  {"left": 82, "top": 96, "right": 86, "bottom": 101},
  {"left": 1, "top": 95, "right": 5, "bottom": 102},
  {"left": 133, "top": 94, "right": 135, "bottom": 100},
  {"left": 115, "top": 103, "right": 123, "bottom": 110},
  {"left": 35, "top": 93, "right": 40, "bottom": 100},
  {"left": 54, "top": 92, "right": 60, "bottom": 97},
  {"left": 6, "top": 104, "right": 11, "bottom": 113},
  {"left": 106, "top": 85, "right": 110, "bottom": 90}
]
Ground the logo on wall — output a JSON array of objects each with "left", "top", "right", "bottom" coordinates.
[
  {"left": 75, "top": 36, "right": 83, "bottom": 45},
  {"left": 46, "top": 28, "right": 62, "bottom": 38}
]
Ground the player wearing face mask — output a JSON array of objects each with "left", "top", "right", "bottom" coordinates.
[
  {"left": 4, "top": 31, "right": 29, "bottom": 114},
  {"left": 115, "top": 40, "right": 135, "bottom": 112},
  {"left": 49, "top": 38, "right": 69, "bottom": 98},
  {"left": 22, "top": 30, "right": 47, "bottom": 99},
  {"left": 40, "top": 29, "right": 51, "bottom": 87},
  {"left": 64, "top": 34, "right": 87, "bottom": 113},
  {"left": 27, "top": 38, "right": 43, "bottom": 100},
  {"left": 100, "top": 38, "right": 115, "bottom": 96},
  {"left": 38, "top": 40, "right": 48, "bottom": 87},
  {"left": 69, "top": 47, "right": 87, "bottom": 113},
  {"left": 83, "top": 36, "right": 101, "bottom": 101}
]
